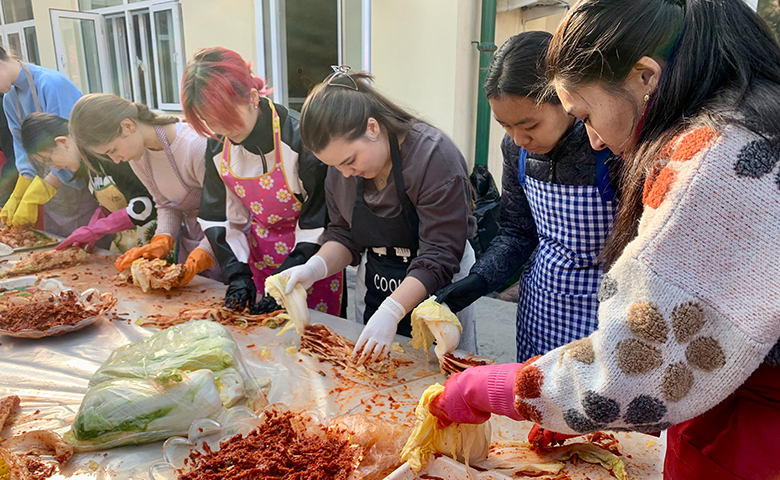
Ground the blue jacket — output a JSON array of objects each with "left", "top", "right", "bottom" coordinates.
[{"left": 3, "top": 63, "right": 83, "bottom": 186}]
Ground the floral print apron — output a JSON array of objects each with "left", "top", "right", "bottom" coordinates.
[{"left": 219, "top": 102, "right": 343, "bottom": 315}]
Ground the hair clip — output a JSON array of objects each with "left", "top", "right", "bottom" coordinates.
[{"left": 325, "top": 65, "right": 359, "bottom": 91}]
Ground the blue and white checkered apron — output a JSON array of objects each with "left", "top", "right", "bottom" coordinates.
[{"left": 515, "top": 174, "right": 617, "bottom": 362}]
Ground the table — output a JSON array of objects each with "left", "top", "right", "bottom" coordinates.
[{"left": 0, "top": 251, "right": 665, "bottom": 479}]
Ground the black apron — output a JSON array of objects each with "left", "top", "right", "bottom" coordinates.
[{"left": 351, "top": 136, "right": 419, "bottom": 336}]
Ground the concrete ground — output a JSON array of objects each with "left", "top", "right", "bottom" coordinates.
[{"left": 344, "top": 266, "right": 518, "bottom": 364}]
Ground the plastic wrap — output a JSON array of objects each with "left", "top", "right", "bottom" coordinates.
[{"left": 67, "top": 320, "right": 267, "bottom": 451}]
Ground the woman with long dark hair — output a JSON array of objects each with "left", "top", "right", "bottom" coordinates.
[
  {"left": 426, "top": 1, "right": 780, "bottom": 477},
  {"left": 283, "top": 69, "right": 478, "bottom": 364},
  {"left": 435, "top": 31, "right": 619, "bottom": 363},
  {"left": 21, "top": 113, "right": 155, "bottom": 252}
]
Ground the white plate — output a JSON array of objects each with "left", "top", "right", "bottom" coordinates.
[{"left": 0, "top": 277, "right": 112, "bottom": 339}]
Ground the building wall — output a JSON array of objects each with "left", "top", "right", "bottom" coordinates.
[
  {"left": 371, "top": 0, "right": 479, "bottom": 165},
  {"left": 180, "top": 0, "right": 256, "bottom": 67},
  {"left": 32, "top": 0, "right": 78, "bottom": 71}
]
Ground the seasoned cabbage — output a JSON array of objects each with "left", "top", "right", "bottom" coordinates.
[
  {"left": 410, "top": 297, "right": 462, "bottom": 361},
  {"left": 400, "top": 384, "right": 490, "bottom": 472},
  {"left": 265, "top": 273, "right": 310, "bottom": 335}
]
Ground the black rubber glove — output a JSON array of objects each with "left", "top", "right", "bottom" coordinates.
[
  {"left": 250, "top": 294, "right": 282, "bottom": 315},
  {"left": 434, "top": 273, "right": 490, "bottom": 313},
  {"left": 224, "top": 274, "right": 256, "bottom": 311}
]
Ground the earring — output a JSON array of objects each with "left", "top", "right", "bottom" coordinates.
[{"left": 643, "top": 93, "right": 651, "bottom": 103}]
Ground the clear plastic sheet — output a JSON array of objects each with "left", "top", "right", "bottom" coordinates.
[{"left": 0, "top": 253, "right": 665, "bottom": 479}]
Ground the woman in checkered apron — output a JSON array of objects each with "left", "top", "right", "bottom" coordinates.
[{"left": 436, "top": 32, "right": 618, "bottom": 362}]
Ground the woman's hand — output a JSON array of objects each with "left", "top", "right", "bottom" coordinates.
[
  {"left": 429, "top": 363, "right": 525, "bottom": 427},
  {"left": 353, "top": 297, "right": 405, "bottom": 364}
]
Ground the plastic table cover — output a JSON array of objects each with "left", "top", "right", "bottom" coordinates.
[{"left": 0, "top": 251, "right": 665, "bottom": 480}]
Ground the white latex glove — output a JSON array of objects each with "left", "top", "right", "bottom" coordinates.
[
  {"left": 284, "top": 256, "right": 328, "bottom": 294},
  {"left": 353, "top": 296, "right": 406, "bottom": 365}
]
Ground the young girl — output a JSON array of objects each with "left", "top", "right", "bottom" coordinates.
[
  {"left": 69, "top": 94, "right": 219, "bottom": 287},
  {"left": 284, "top": 69, "right": 477, "bottom": 364},
  {"left": 21, "top": 112, "right": 155, "bottom": 252},
  {"left": 0, "top": 47, "right": 98, "bottom": 234},
  {"left": 436, "top": 31, "right": 619, "bottom": 363},
  {"left": 429, "top": 1, "right": 780, "bottom": 478},
  {"left": 181, "top": 47, "right": 343, "bottom": 314}
]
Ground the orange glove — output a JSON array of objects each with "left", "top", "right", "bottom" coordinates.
[
  {"left": 114, "top": 234, "right": 174, "bottom": 272},
  {"left": 174, "top": 248, "right": 214, "bottom": 286}
]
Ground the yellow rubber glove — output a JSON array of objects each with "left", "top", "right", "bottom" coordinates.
[
  {"left": 175, "top": 248, "right": 214, "bottom": 286},
  {"left": 114, "top": 234, "right": 174, "bottom": 272},
  {"left": 11, "top": 176, "right": 57, "bottom": 227},
  {"left": 0, "top": 176, "right": 32, "bottom": 225}
]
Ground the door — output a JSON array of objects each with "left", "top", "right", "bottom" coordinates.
[
  {"left": 149, "top": 1, "right": 184, "bottom": 110},
  {"left": 50, "top": 10, "right": 111, "bottom": 94}
]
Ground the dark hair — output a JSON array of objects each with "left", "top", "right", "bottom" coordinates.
[
  {"left": 21, "top": 112, "right": 69, "bottom": 156},
  {"left": 0, "top": 47, "right": 8, "bottom": 62},
  {"left": 299, "top": 71, "right": 419, "bottom": 153},
  {"left": 21, "top": 112, "right": 90, "bottom": 180},
  {"left": 547, "top": 0, "right": 780, "bottom": 267},
  {"left": 485, "top": 31, "right": 558, "bottom": 103}
]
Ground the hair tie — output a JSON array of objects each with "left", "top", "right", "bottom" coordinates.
[{"left": 325, "top": 65, "right": 359, "bottom": 91}]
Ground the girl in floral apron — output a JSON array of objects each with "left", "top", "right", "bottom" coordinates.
[
  {"left": 21, "top": 112, "right": 156, "bottom": 253},
  {"left": 181, "top": 47, "right": 343, "bottom": 314},
  {"left": 70, "top": 94, "right": 219, "bottom": 287}
]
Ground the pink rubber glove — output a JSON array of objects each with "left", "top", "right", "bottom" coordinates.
[
  {"left": 429, "top": 363, "right": 524, "bottom": 427},
  {"left": 56, "top": 207, "right": 134, "bottom": 251}
]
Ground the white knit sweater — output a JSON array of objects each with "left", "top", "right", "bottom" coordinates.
[{"left": 513, "top": 124, "right": 780, "bottom": 434}]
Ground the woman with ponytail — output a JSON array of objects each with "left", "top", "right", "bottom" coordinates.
[
  {"left": 181, "top": 47, "right": 343, "bottom": 314},
  {"left": 427, "top": 1, "right": 780, "bottom": 477},
  {"left": 284, "top": 69, "right": 478, "bottom": 365},
  {"left": 70, "top": 94, "right": 219, "bottom": 286}
]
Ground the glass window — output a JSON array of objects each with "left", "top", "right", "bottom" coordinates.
[
  {"left": 153, "top": 8, "right": 178, "bottom": 106},
  {"left": 133, "top": 11, "right": 157, "bottom": 108},
  {"left": 106, "top": 15, "right": 132, "bottom": 99},
  {"left": 285, "top": 0, "right": 339, "bottom": 111},
  {"left": 6, "top": 32, "right": 21, "bottom": 58},
  {"left": 79, "top": 0, "right": 123, "bottom": 10},
  {"left": 23, "top": 26, "right": 39, "bottom": 65},
  {"left": 758, "top": 0, "right": 780, "bottom": 41},
  {"left": 2, "top": 0, "right": 33, "bottom": 24},
  {"left": 57, "top": 17, "right": 103, "bottom": 93}
]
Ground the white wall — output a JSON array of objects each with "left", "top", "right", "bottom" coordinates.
[{"left": 371, "top": 0, "right": 479, "bottom": 164}]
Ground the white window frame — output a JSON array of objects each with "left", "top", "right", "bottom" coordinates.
[
  {"left": 50, "top": 9, "right": 112, "bottom": 94},
  {"left": 148, "top": 1, "right": 184, "bottom": 110},
  {"left": 0, "top": 0, "right": 38, "bottom": 65},
  {"left": 127, "top": 10, "right": 156, "bottom": 108},
  {"left": 81, "top": 0, "right": 184, "bottom": 111}
]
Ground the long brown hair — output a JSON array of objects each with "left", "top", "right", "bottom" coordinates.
[
  {"left": 547, "top": 0, "right": 780, "bottom": 267},
  {"left": 70, "top": 94, "right": 178, "bottom": 148},
  {"left": 299, "top": 71, "right": 419, "bottom": 153}
]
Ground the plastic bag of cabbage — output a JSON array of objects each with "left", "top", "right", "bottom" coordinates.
[{"left": 67, "top": 320, "right": 268, "bottom": 451}]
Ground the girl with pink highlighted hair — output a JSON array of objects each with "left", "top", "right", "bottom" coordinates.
[{"left": 182, "top": 47, "right": 343, "bottom": 315}]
